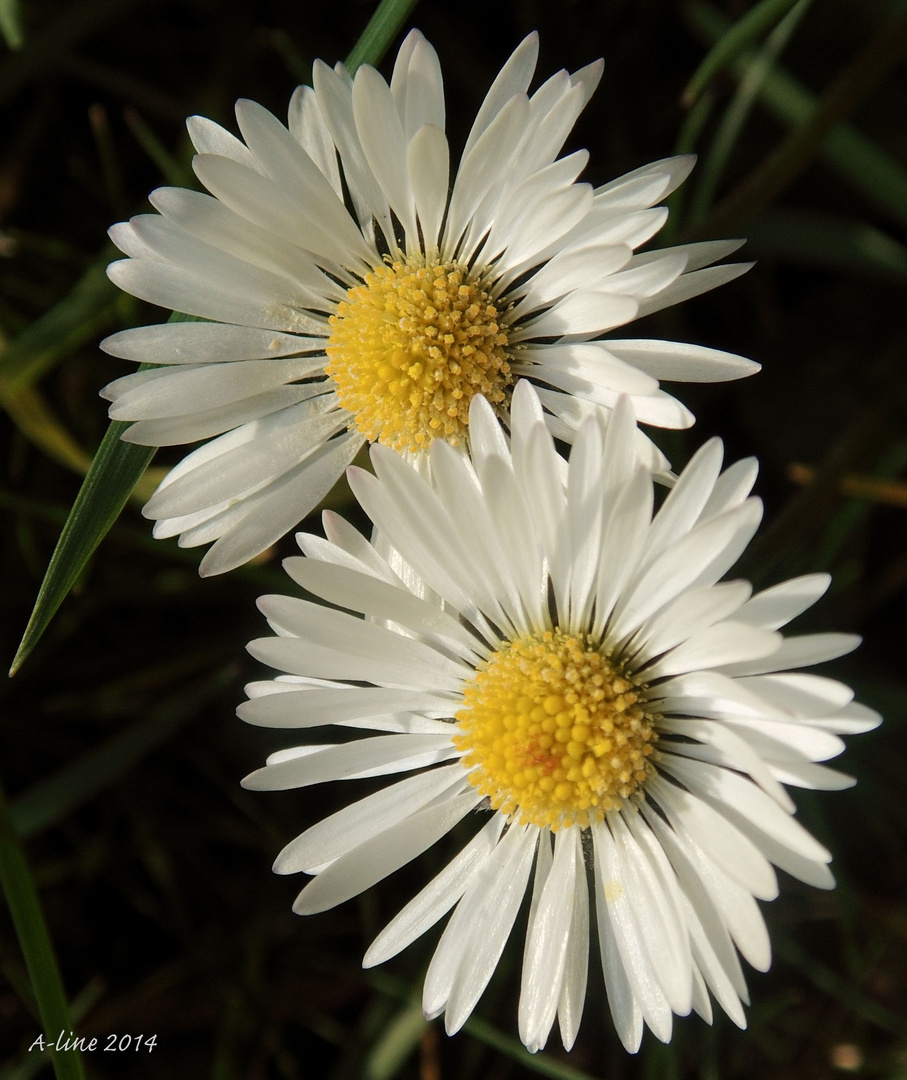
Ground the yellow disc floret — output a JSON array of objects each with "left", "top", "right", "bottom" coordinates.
[
  {"left": 326, "top": 255, "right": 512, "bottom": 453},
  {"left": 454, "top": 630, "right": 658, "bottom": 831}
]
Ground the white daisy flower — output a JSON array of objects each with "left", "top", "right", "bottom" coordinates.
[
  {"left": 100, "top": 29, "right": 758, "bottom": 576},
  {"left": 239, "top": 381, "right": 878, "bottom": 1053}
]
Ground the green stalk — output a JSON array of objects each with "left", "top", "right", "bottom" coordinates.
[
  {"left": 344, "top": 0, "right": 422, "bottom": 73},
  {"left": 0, "top": 779, "right": 86, "bottom": 1080}
]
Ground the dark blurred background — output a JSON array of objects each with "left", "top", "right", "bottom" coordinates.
[{"left": 2, "top": 1, "right": 907, "bottom": 1077}]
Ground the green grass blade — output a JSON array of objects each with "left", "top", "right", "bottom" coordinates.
[
  {"left": 0, "top": 257, "right": 120, "bottom": 392},
  {"left": 0, "top": 779, "right": 86, "bottom": 1080},
  {"left": 684, "top": 8, "right": 907, "bottom": 238},
  {"left": 9, "top": 422, "right": 156, "bottom": 676},
  {"left": 363, "top": 1001, "right": 426, "bottom": 1080},
  {"left": 0, "top": 0, "right": 23, "bottom": 49},
  {"left": 681, "top": 0, "right": 801, "bottom": 107},
  {"left": 687, "top": 1, "right": 907, "bottom": 232},
  {"left": 8, "top": 311, "right": 207, "bottom": 677},
  {"left": 745, "top": 208, "right": 907, "bottom": 285},
  {"left": 687, "top": 0, "right": 814, "bottom": 225},
  {"left": 344, "top": 0, "right": 422, "bottom": 74},
  {"left": 368, "top": 970, "right": 599, "bottom": 1080}
]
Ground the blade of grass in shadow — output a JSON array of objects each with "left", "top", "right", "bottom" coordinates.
[
  {"left": 2, "top": 383, "right": 93, "bottom": 475},
  {"left": 745, "top": 209, "right": 907, "bottom": 286},
  {"left": 0, "top": 779, "right": 86, "bottom": 1080},
  {"left": 9, "top": 664, "right": 237, "bottom": 840},
  {"left": 0, "top": 0, "right": 23, "bottom": 49},
  {"left": 686, "top": 1, "right": 907, "bottom": 234},
  {"left": 367, "top": 969, "right": 599, "bottom": 1080},
  {"left": 0, "top": 256, "right": 120, "bottom": 391},
  {"left": 684, "top": 9, "right": 907, "bottom": 240},
  {"left": 344, "top": 0, "right": 422, "bottom": 74},
  {"left": 687, "top": 0, "right": 814, "bottom": 225},
  {"left": 0, "top": 0, "right": 142, "bottom": 104},
  {"left": 736, "top": 397, "right": 899, "bottom": 588},
  {"left": 364, "top": 1001, "right": 427, "bottom": 1080},
  {"left": 774, "top": 933, "right": 907, "bottom": 1038},
  {"left": 681, "top": 0, "right": 801, "bottom": 108}
]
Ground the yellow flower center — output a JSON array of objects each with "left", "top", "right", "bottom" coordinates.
[
  {"left": 325, "top": 255, "right": 512, "bottom": 453},
  {"left": 454, "top": 630, "right": 658, "bottom": 831}
]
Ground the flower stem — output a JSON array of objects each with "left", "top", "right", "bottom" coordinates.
[{"left": 344, "top": 0, "right": 422, "bottom": 74}]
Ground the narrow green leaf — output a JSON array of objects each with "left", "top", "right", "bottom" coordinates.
[
  {"left": 0, "top": 0, "right": 24, "bottom": 50},
  {"left": 684, "top": 9, "right": 907, "bottom": 239},
  {"left": 681, "top": 0, "right": 801, "bottom": 107},
  {"left": 123, "top": 106, "right": 195, "bottom": 188},
  {"left": 9, "top": 425, "right": 155, "bottom": 676},
  {"left": 367, "top": 970, "right": 599, "bottom": 1080},
  {"left": 0, "top": 257, "right": 120, "bottom": 392},
  {"left": 687, "top": 1, "right": 907, "bottom": 233},
  {"left": 344, "top": 0, "right": 422, "bottom": 74},
  {"left": 9, "top": 311, "right": 205, "bottom": 677},
  {"left": 364, "top": 1001, "right": 426, "bottom": 1080},
  {"left": 0, "top": 779, "right": 86, "bottom": 1080},
  {"left": 745, "top": 208, "right": 907, "bottom": 285},
  {"left": 2, "top": 384, "right": 93, "bottom": 475},
  {"left": 687, "top": 0, "right": 814, "bottom": 225}
]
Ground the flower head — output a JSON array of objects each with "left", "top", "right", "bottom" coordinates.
[
  {"left": 240, "top": 381, "right": 877, "bottom": 1053},
  {"left": 101, "top": 30, "right": 757, "bottom": 575}
]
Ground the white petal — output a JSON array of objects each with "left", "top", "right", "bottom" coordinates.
[
  {"left": 556, "top": 838, "right": 589, "bottom": 1051},
  {"left": 107, "top": 356, "right": 322, "bottom": 420},
  {"left": 364, "top": 814, "right": 505, "bottom": 967},
  {"left": 605, "top": 339, "right": 760, "bottom": 382},
  {"left": 719, "top": 632, "right": 860, "bottom": 678},
  {"left": 591, "top": 820, "right": 673, "bottom": 1043},
  {"left": 196, "top": 429, "right": 362, "bottom": 575},
  {"left": 144, "top": 401, "right": 345, "bottom": 517},
  {"left": 242, "top": 733, "right": 457, "bottom": 791},
  {"left": 609, "top": 502, "right": 761, "bottom": 645},
  {"left": 648, "top": 775, "right": 778, "bottom": 900},
  {"left": 641, "top": 622, "right": 781, "bottom": 681},
  {"left": 407, "top": 124, "right": 449, "bottom": 251},
  {"left": 237, "top": 684, "right": 456, "bottom": 728},
  {"left": 442, "top": 824, "right": 538, "bottom": 1034},
  {"left": 287, "top": 84, "right": 343, "bottom": 195},
  {"left": 462, "top": 32, "right": 538, "bottom": 159},
  {"left": 251, "top": 595, "right": 467, "bottom": 688},
  {"left": 274, "top": 764, "right": 465, "bottom": 873},
  {"left": 102, "top": 322, "right": 322, "bottom": 364},
  {"left": 611, "top": 812, "right": 692, "bottom": 1016},
  {"left": 292, "top": 789, "right": 480, "bottom": 914},
  {"left": 421, "top": 822, "right": 530, "bottom": 1019},
  {"left": 662, "top": 756, "right": 831, "bottom": 866},
  {"left": 735, "top": 573, "right": 830, "bottom": 630},
  {"left": 521, "top": 341, "right": 658, "bottom": 397},
  {"left": 519, "top": 828, "right": 581, "bottom": 1052},
  {"left": 186, "top": 115, "right": 254, "bottom": 163},
  {"left": 635, "top": 262, "right": 753, "bottom": 318},
  {"left": 282, "top": 557, "right": 482, "bottom": 659},
  {"left": 352, "top": 65, "right": 417, "bottom": 246}
]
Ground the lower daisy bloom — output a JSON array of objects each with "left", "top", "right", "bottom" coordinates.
[
  {"left": 239, "top": 383, "right": 877, "bottom": 1052},
  {"left": 100, "top": 29, "right": 757, "bottom": 575}
]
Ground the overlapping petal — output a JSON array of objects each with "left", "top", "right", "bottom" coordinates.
[
  {"left": 102, "top": 30, "right": 757, "bottom": 574},
  {"left": 239, "top": 383, "right": 874, "bottom": 1052}
]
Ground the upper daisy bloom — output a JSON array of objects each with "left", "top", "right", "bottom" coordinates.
[
  {"left": 240, "top": 382, "right": 878, "bottom": 1053},
  {"left": 101, "top": 30, "right": 758, "bottom": 575}
]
